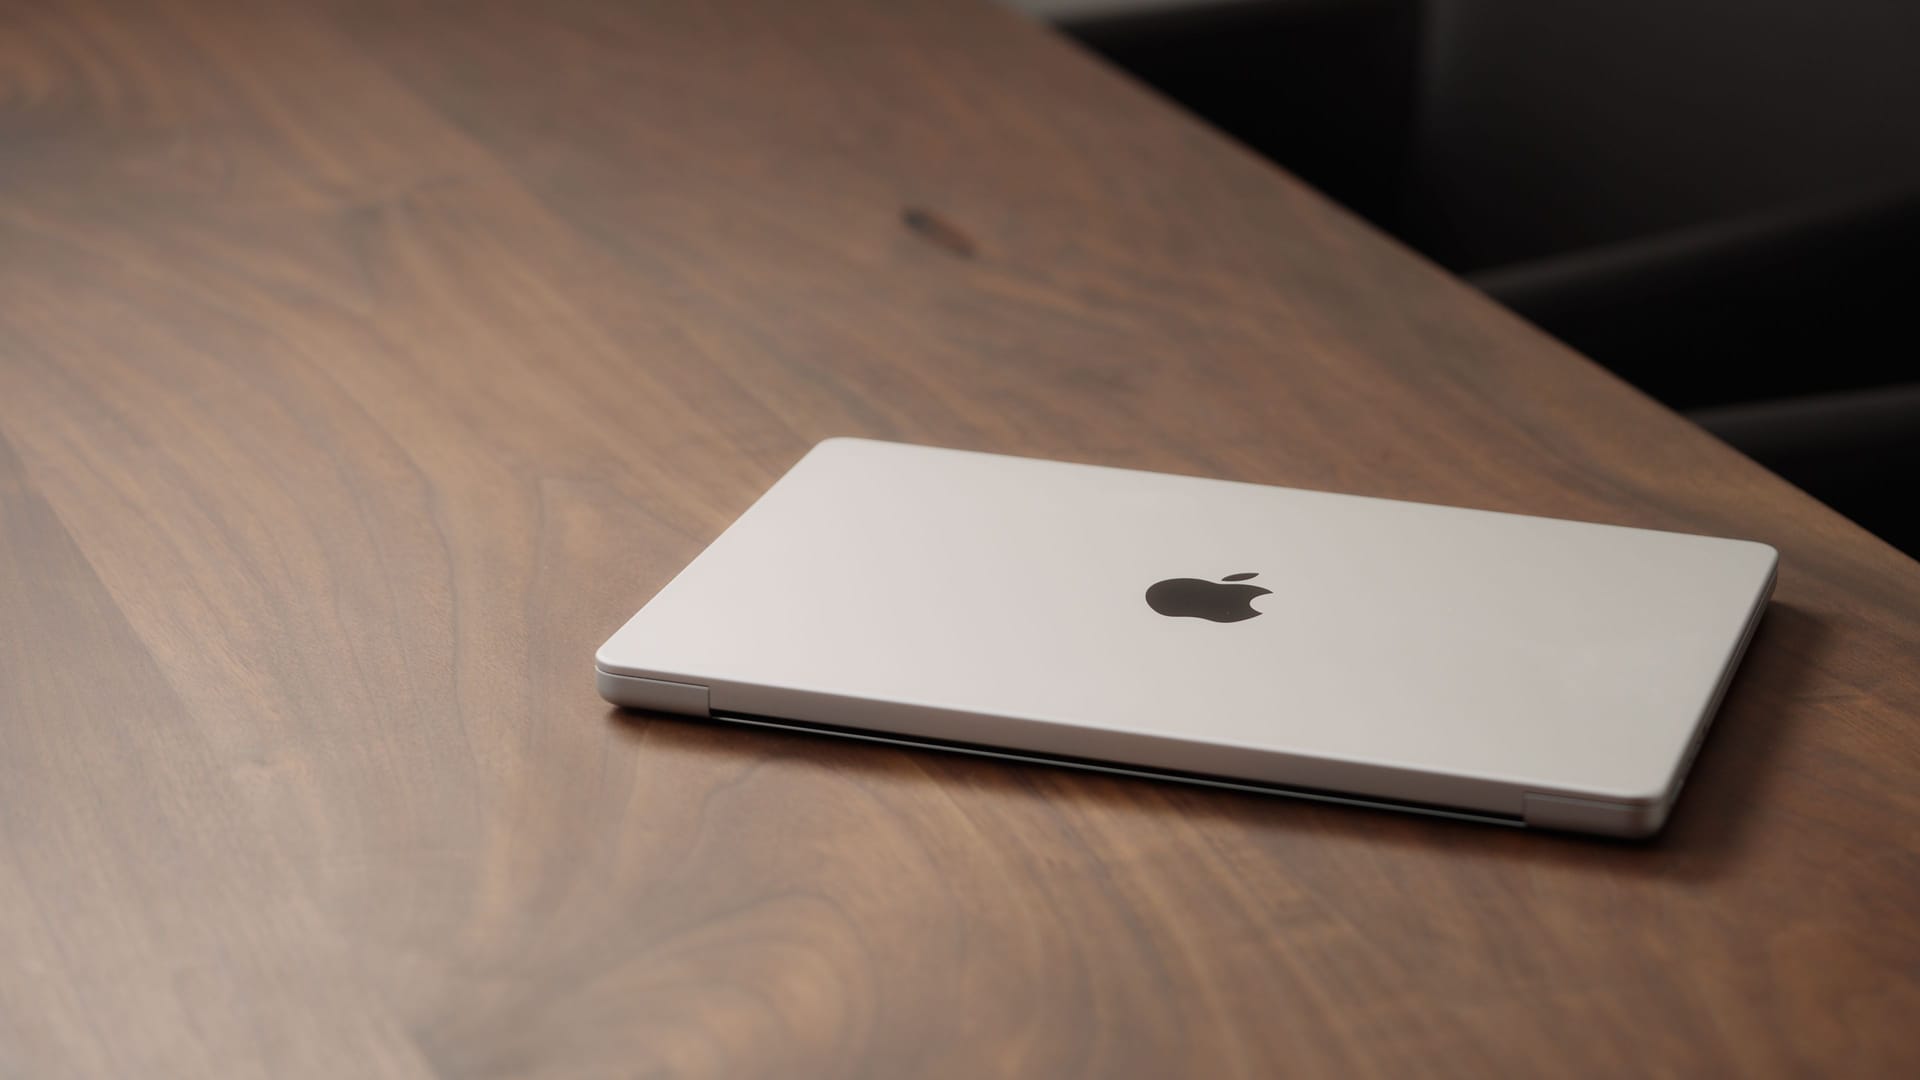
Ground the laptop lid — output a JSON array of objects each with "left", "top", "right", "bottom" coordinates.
[{"left": 596, "top": 438, "right": 1775, "bottom": 836}]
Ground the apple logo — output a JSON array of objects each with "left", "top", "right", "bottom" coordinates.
[{"left": 1145, "top": 572, "right": 1271, "bottom": 623}]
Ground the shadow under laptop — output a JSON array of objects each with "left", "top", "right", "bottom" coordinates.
[{"left": 603, "top": 600, "right": 1822, "bottom": 885}]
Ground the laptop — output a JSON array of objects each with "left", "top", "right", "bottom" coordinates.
[{"left": 596, "top": 438, "right": 1776, "bottom": 837}]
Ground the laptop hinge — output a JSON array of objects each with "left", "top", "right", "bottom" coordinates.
[{"left": 706, "top": 708, "right": 1524, "bottom": 827}]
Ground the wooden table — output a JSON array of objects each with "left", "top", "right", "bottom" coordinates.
[{"left": 3, "top": 0, "right": 1917, "bottom": 1075}]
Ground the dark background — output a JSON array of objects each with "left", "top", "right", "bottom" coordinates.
[{"left": 1038, "top": 0, "right": 1920, "bottom": 554}]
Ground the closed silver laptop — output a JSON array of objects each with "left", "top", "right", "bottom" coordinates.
[{"left": 597, "top": 439, "right": 1775, "bottom": 837}]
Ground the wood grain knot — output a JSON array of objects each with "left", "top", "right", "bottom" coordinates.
[{"left": 902, "top": 207, "right": 977, "bottom": 258}]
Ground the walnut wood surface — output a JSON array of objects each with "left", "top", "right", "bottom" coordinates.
[{"left": 2, "top": 0, "right": 1918, "bottom": 1075}]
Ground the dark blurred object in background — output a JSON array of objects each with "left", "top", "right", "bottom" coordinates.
[{"left": 1037, "top": 0, "right": 1920, "bottom": 556}]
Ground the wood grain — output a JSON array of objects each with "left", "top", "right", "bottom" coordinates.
[{"left": 2, "top": 0, "right": 1917, "bottom": 1075}]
